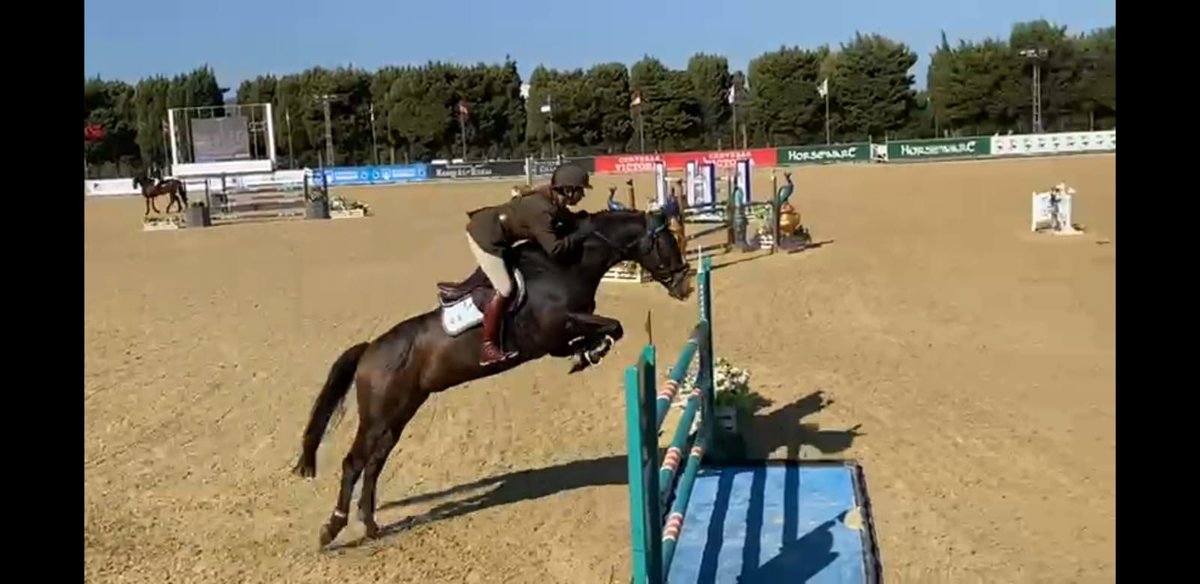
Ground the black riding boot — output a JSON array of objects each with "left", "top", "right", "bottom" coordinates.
[{"left": 480, "top": 292, "right": 517, "bottom": 366}]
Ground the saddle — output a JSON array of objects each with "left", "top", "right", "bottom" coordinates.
[
  {"left": 437, "top": 270, "right": 495, "bottom": 303},
  {"left": 435, "top": 251, "right": 528, "bottom": 337}
]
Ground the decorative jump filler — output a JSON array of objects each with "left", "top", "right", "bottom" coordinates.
[{"left": 1031, "top": 182, "right": 1083, "bottom": 236}]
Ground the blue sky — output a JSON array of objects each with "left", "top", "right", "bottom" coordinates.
[{"left": 84, "top": 0, "right": 1114, "bottom": 91}]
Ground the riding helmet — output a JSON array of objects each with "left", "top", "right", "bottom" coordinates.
[{"left": 550, "top": 163, "right": 592, "bottom": 190}]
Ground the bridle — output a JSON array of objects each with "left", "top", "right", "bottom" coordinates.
[{"left": 590, "top": 214, "right": 689, "bottom": 286}]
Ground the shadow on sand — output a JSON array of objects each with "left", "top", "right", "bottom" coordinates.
[{"left": 334, "top": 391, "right": 859, "bottom": 551}]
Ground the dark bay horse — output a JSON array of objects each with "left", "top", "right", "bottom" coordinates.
[
  {"left": 133, "top": 175, "right": 188, "bottom": 215},
  {"left": 293, "top": 208, "right": 692, "bottom": 547}
]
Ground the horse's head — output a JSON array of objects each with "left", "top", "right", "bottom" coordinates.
[
  {"left": 589, "top": 209, "right": 692, "bottom": 301},
  {"left": 132, "top": 175, "right": 147, "bottom": 190}
]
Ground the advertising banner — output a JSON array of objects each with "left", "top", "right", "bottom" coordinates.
[
  {"left": 526, "top": 157, "right": 597, "bottom": 178},
  {"left": 991, "top": 131, "right": 1116, "bottom": 156},
  {"left": 428, "top": 160, "right": 526, "bottom": 180},
  {"left": 314, "top": 164, "right": 429, "bottom": 186},
  {"left": 885, "top": 137, "right": 992, "bottom": 161},
  {"left": 593, "top": 148, "right": 775, "bottom": 173},
  {"left": 776, "top": 142, "right": 871, "bottom": 165}
]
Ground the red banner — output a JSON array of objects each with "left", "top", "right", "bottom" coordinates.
[{"left": 594, "top": 148, "right": 775, "bottom": 173}]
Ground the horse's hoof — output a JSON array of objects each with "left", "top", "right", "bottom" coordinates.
[
  {"left": 318, "top": 524, "right": 339, "bottom": 548},
  {"left": 363, "top": 522, "right": 380, "bottom": 540}
]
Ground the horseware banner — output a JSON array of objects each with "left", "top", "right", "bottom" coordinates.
[
  {"left": 593, "top": 148, "right": 774, "bottom": 173},
  {"left": 885, "top": 137, "right": 993, "bottom": 161},
  {"left": 776, "top": 143, "right": 871, "bottom": 165}
]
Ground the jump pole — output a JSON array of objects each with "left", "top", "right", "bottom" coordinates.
[{"left": 626, "top": 256, "right": 716, "bottom": 584}]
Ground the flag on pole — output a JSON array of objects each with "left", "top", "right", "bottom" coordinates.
[
  {"left": 817, "top": 78, "right": 829, "bottom": 99},
  {"left": 727, "top": 85, "right": 737, "bottom": 104},
  {"left": 540, "top": 102, "right": 552, "bottom": 113},
  {"left": 369, "top": 103, "right": 376, "bottom": 124},
  {"left": 457, "top": 100, "right": 470, "bottom": 119},
  {"left": 630, "top": 91, "right": 642, "bottom": 108},
  {"left": 84, "top": 123, "right": 105, "bottom": 142}
]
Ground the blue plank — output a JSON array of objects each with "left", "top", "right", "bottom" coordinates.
[{"left": 667, "top": 463, "right": 877, "bottom": 584}]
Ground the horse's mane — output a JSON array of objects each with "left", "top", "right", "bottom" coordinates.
[
  {"left": 579, "top": 208, "right": 655, "bottom": 229},
  {"left": 506, "top": 208, "right": 657, "bottom": 272}
]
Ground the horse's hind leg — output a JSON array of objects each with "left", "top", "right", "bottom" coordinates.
[
  {"left": 358, "top": 390, "right": 429, "bottom": 539},
  {"left": 318, "top": 423, "right": 374, "bottom": 547}
]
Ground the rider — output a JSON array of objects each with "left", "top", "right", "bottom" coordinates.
[{"left": 463, "top": 162, "right": 592, "bottom": 366}]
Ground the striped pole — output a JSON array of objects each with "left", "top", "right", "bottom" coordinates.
[{"left": 625, "top": 257, "right": 716, "bottom": 584}]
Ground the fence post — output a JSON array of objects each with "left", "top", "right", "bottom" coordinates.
[
  {"left": 697, "top": 257, "right": 716, "bottom": 455},
  {"left": 626, "top": 346, "right": 662, "bottom": 584}
]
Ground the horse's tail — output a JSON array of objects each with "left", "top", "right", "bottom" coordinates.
[{"left": 292, "top": 341, "right": 370, "bottom": 478}]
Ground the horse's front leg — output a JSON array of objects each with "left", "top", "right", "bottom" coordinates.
[
  {"left": 144, "top": 196, "right": 151, "bottom": 216},
  {"left": 564, "top": 313, "right": 625, "bottom": 374},
  {"left": 150, "top": 195, "right": 161, "bottom": 214}
]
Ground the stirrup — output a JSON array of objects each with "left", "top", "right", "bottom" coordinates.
[{"left": 480, "top": 343, "right": 517, "bottom": 366}]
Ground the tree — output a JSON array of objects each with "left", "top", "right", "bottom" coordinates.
[
  {"left": 747, "top": 46, "right": 825, "bottom": 146},
  {"left": 630, "top": 57, "right": 701, "bottom": 152},
  {"left": 829, "top": 33, "right": 918, "bottom": 141},
  {"left": 686, "top": 53, "right": 732, "bottom": 149},
  {"left": 84, "top": 18, "right": 1115, "bottom": 171}
]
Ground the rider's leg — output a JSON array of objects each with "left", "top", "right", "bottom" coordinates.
[{"left": 466, "top": 233, "right": 518, "bottom": 365}]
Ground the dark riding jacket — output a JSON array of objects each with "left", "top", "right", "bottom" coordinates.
[{"left": 467, "top": 187, "right": 576, "bottom": 258}]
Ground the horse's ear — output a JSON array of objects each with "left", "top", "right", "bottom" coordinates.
[{"left": 647, "top": 208, "right": 672, "bottom": 231}]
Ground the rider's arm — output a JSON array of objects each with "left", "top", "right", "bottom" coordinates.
[{"left": 529, "top": 210, "right": 575, "bottom": 259}]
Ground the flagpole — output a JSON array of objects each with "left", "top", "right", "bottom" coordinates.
[
  {"left": 825, "top": 91, "right": 830, "bottom": 145},
  {"left": 548, "top": 94, "right": 557, "bottom": 159},
  {"left": 285, "top": 108, "right": 295, "bottom": 169},
  {"left": 730, "top": 86, "right": 737, "bottom": 151},
  {"left": 632, "top": 91, "right": 645, "bottom": 153},
  {"left": 458, "top": 101, "right": 468, "bottom": 161},
  {"left": 819, "top": 78, "right": 831, "bottom": 145},
  {"left": 369, "top": 102, "right": 379, "bottom": 165}
]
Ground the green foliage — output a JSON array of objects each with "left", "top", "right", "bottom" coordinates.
[
  {"left": 631, "top": 57, "right": 702, "bottom": 152},
  {"left": 830, "top": 33, "right": 918, "bottom": 142},
  {"left": 83, "top": 20, "right": 1115, "bottom": 175},
  {"left": 927, "top": 20, "right": 1116, "bottom": 135},
  {"left": 747, "top": 46, "right": 826, "bottom": 146}
]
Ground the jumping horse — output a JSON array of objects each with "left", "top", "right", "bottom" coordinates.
[
  {"left": 292, "top": 206, "right": 692, "bottom": 548},
  {"left": 133, "top": 175, "right": 188, "bottom": 215}
]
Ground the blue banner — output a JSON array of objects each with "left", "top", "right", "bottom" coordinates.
[{"left": 315, "top": 164, "right": 429, "bottom": 186}]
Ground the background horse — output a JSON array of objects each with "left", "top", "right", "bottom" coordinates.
[
  {"left": 133, "top": 175, "right": 188, "bottom": 215},
  {"left": 292, "top": 208, "right": 691, "bottom": 547}
]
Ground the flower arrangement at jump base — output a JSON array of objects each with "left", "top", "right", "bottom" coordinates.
[
  {"left": 676, "top": 357, "right": 760, "bottom": 461},
  {"left": 676, "top": 358, "right": 759, "bottom": 426},
  {"left": 329, "top": 195, "right": 370, "bottom": 219},
  {"left": 747, "top": 205, "right": 773, "bottom": 245},
  {"left": 142, "top": 214, "right": 184, "bottom": 231}
]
